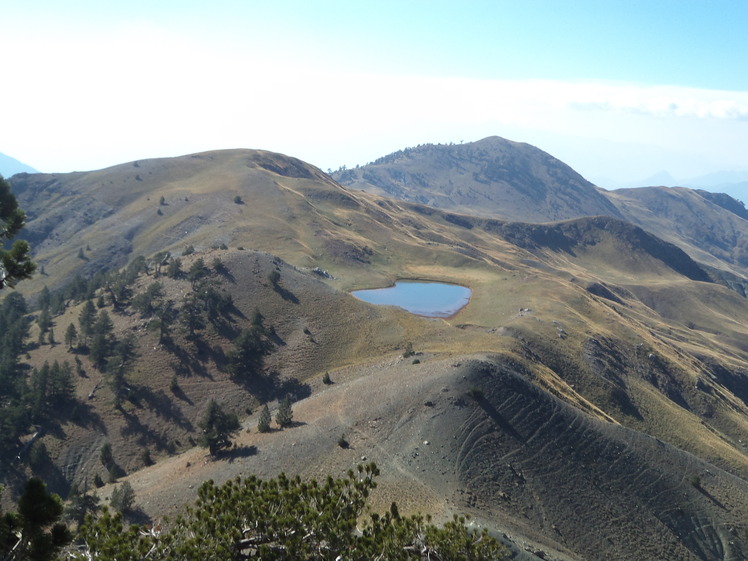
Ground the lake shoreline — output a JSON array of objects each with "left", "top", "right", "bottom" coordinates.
[{"left": 352, "top": 279, "right": 471, "bottom": 318}]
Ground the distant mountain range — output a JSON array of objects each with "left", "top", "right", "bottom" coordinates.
[
  {"left": 594, "top": 169, "right": 748, "bottom": 202},
  {"left": 0, "top": 152, "right": 38, "bottom": 177}
]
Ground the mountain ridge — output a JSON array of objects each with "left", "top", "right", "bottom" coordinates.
[
  {"left": 3, "top": 142, "right": 748, "bottom": 561},
  {"left": 334, "top": 136, "right": 623, "bottom": 222},
  {"left": 335, "top": 136, "right": 748, "bottom": 279}
]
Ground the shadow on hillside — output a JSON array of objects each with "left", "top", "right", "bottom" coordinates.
[
  {"left": 119, "top": 410, "right": 174, "bottom": 452},
  {"left": 233, "top": 370, "right": 311, "bottom": 404},
  {"left": 30, "top": 452, "right": 71, "bottom": 498},
  {"left": 214, "top": 266, "right": 236, "bottom": 284},
  {"left": 69, "top": 401, "right": 108, "bottom": 435},
  {"left": 42, "top": 422, "right": 67, "bottom": 441},
  {"left": 124, "top": 507, "right": 152, "bottom": 526},
  {"left": 473, "top": 395, "right": 525, "bottom": 442},
  {"left": 663, "top": 386, "right": 691, "bottom": 411},
  {"left": 168, "top": 342, "right": 212, "bottom": 378},
  {"left": 223, "top": 445, "right": 258, "bottom": 463},
  {"left": 227, "top": 302, "right": 246, "bottom": 320},
  {"left": 694, "top": 484, "right": 726, "bottom": 510},
  {"left": 273, "top": 284, "right": 299, "bottom": 304},
  {"left": 610, "top": 387, "right": 644, "bottom": 421},
  {"left": 214, "top": 320, "right": 241, "bottom": 343},
  {"left": 136, "top": 387, "right": 194, "bottom": 431},
  {"left": 170, "top": 385, "right": 193, "bottom": 405},
  {"left": 267, "top": 372, "right": 311, "bottom": 403}
]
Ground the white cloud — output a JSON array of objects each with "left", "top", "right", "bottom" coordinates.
[
  {"left": 2, "top": 23, "right": 746, "bottom": 181},
  {"left": 567, "top": 83, "right": 748, "bottom": 120}
]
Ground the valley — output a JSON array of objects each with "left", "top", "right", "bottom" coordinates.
[{"left": 2, "top": 138, "right": 748, "bottom": 560}]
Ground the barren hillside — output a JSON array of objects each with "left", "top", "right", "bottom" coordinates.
[{"left": 3, "top": 147, "right": 748, "bottom": 560}]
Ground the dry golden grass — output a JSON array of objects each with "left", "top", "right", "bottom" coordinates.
[{"left": 8, "top": 148, "right": 748, "bottom": 560}]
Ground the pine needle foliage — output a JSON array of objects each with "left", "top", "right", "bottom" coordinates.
[
  {"left": 76, "top": 463, "right": 505, "bottom": 560},
  {"left": 275, "top": 396, "right": 293, "bottom": 428},
  {"left": 257, "top": 404, "right": 271, "bottom": 433},
  {"left": 197, "top": 400, "right": 240, "bottom": 456},
  {"left": 0, "top": 175, "right": 35, "bottom": 290},
  {"left": 1, "top": 478, "right": 72, "bottom": 561}
]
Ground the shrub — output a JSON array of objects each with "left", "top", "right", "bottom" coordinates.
[
  {"left": 140, "top": 449, "right": 153, "bottom": 467},
  {"left": 468, "top": 387, "right": 484, "bottom": 400}
]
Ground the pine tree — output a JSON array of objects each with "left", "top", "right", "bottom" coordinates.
[
  {"left": 180, "top": 294, "right": 205, "bottom": 338},
  {"left": 5, "top": 478, "right": 72, "bottom": 561},
  {"left": 99, "top": 443, "right": 113, "bottom": 470},
  {"left": 110, "top": 481, "right": 135, "bottom": 514},
  {"left": 75, "top": 464, "right": 506, "bottom": 560},
  {"left": 62, "top": 485, "right": 99, "bottom": 529},
  {"left": 275, "top": 396, "right": 293, "bottom": 428},
  {"left": 48, "top": 361, "right": 74, "bottom": 405},
  {"left": 78, "top": 300, "right": 96, "bottom": 344},
  {"left": 227, "top": 327, "right": 271, "bottom": 380},
  {"left": 0, "top": 176, "right": 35, "bottom": 289},
  {"left": 166, "top": 257, "right": 182, "bottom": 279},
  {"left": 198, "top": 400, "right": 240, "bottom": 456},
  {"left": 37, "top": 286, "right": 51, "bottom": 311},
  {"left": 257, "top": 404, "right": 271, "bottom": 433},
  {"left": 65, "top": 323, "right": 78, "bottom": 349}
]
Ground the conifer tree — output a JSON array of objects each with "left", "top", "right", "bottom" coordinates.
[
  {"left": 110, "top": 482, "right": 135, "bottom": 514},
  {"left": 180, "top": 294, "right": 205, "bottom": 339},
  {"left": 63, "top": 485, "right": 100, "bottom": 529},
  {"left": 227, "top": 327, "right": 271, "bottom": 380},
  {"left": 275, "top": 395, "right": 293, "bottom": 428},
  {"left": 0, "top": 175, "right": 35, "bottom": 290},
  {"left": 166, "top": 256, "right": 182, "bottom": 279},
  {"left": 257, "top": 403, "right": 271, "bottom": 433},
  {"left": 198, "top": 400, "right": 240, "bottom": 456},
  {"left": 65, "top": 323, "right": 78, "bottom": 350},
  {"left": 78, "top": 300, "right": 97, "bottom": 344},
  {"left": 2, "top": 478, "right": 72, "bottom": 561},
  {"left": 75, "top": 464, "right": 506, "bottom": 560}
]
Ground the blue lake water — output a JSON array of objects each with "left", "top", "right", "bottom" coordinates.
[{"left": 352, "top": 280, "right": 471, "bottom": 318}]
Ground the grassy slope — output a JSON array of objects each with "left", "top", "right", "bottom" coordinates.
[{"left": 6, "top": 149, "right": 748, "bottom": 560}]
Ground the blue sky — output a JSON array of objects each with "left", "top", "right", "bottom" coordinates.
[{"left": 3, "top": 0, "right": 747, "bottom": 187}]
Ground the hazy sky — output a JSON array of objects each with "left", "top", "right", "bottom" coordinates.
[{"left": 3, "top": 0, "right": 747, "bottom": 186}]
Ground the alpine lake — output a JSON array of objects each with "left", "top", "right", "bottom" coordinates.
[{"left": 352, "top": 280, "right": 471, "bottom": 318}]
